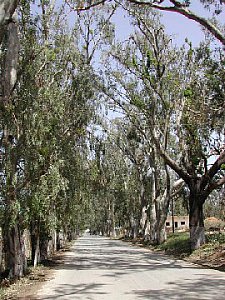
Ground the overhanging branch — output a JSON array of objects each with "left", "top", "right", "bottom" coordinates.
[
  {"left": 127, "top": 0, "right": 225, "bottom": 46},
  {"left": 65, "top": 0, "right": 107, "bottom": 11}
]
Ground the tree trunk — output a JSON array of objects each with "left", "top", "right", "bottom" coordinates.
[
  {"left": 40, "top": 238, "right": 48, "bottom": 262},
  {"left": 140, "top": 205, "right": 149, "bottom": 236},
  {"left": 1, "top": 7, "right": 22, "bottom": 280},
  {"left": 0, "top": 0, "right": 18, "bottom": 45},
  {"left": 149, "top": 205, "right": 167, "bottom": 245},
  {"left": 56, "top": 230, "right": 61, "bottom": 251},
  {"left": 139, "top": 174, "right": 149, "bottom": 237},
  {"left": 148, "top": 169, "right": 168, "bottom": 245},
  {"left": 189, "top": 193, "right": 205, "bottom": 250},
  {"left": 4, "top": 224, "right": 26, "bottom": 279},
  {"left": 149, "top": 201, "right": 157, "bottom": 243},
  {"left": 129, "top": 215, "right": 138, "bottom": 239},
  {"left": 31, "top": 220, "right": 41, "bottom": 267},
  {"left": 33, "top": 234, "right": 40, "bottom": 268},
  {"left": 109, "top": 200, "right": 116, "bottom": 237},
  {"left": 154, "top": 193, "right": 171, "bottom": 245},
  {"left": 154, "top": 206, "right": 168, "bottom": 245},
  {"left": 156, "top": 225, "right": 167, "bottom": 245}
]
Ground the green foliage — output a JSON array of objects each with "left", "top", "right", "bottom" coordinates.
[
  {"left": 132, "top": 55, "right": 138, "bottom": 68},
  {"left": 130, "top": 95, "right": 145, "bottom": 110},
  {"left": 183, "top": 88, "right": 193, "bottom": 98},
  {"left": 157, "top": 232, "right": 191, "bottom": 257},
  {"left": 0, "top": 1, "right": 106, "bottom": 267},
  {"left": 206, "top": 232, "right": 225, "bottom": 244},
  {"left": 1, "top": 1, "right": 225, "bottom": 275}
]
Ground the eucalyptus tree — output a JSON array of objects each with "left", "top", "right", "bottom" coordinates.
[
  {"left": 107, "top": 104, "right": 183, "bottom": 244},
  {"left": 18, "top": 0, "right": 110, "bottom": 265},
  {"left": 55, "top": 4, "right": 116, "bottom": 238},
  {"left": 107, "top": 132, "right": 142, "bottom": 237},
  {"left": 113, "top": 119, "right": 153, "bottom": 239},
  {"left": 0, "top": 1, "right": 113, "bottom": 275},
  {"left": 0, "top": 0, "right": 22, "bottom": 278},
  {"left": 8, "top": 0, "right": 73, "bottom": 269},
  {"left": 87, "top": 128, "right": 139, "bottom": 237},
  {"left": 87, "top": 135, "right": 114, "bottom": 236},
  {"left": 101, "top": 9, "right": 185, "bottom": 244},
  {"left": 0, "top": 0, "right": 98, "bottom": 276},
  {"left": 104, "top": 7, "right": 225, "bottom": 249}
]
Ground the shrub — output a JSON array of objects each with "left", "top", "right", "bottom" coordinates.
[{"left": 205, "top": 217, "right": 225, "bottom": 232}]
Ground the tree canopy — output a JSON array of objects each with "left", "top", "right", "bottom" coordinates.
[{"left": 0, "top": 0, "right": 224, "bottom": 279}]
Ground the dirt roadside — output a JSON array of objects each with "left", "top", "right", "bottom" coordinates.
[
  {"left": 0, "top": 247, "right": 70, "bottom": 300},
  {"left": 126, "top": 237, "right": 225, "bottom": 272}
]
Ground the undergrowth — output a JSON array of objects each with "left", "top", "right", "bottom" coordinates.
[{"left": 156, "top": 232, "right": 191, "bottom": 257}]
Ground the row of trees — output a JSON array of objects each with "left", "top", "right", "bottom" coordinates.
[
  {"left": 0, "top": 0, "right": 113, "bottom": 279},
  {"left": 92, "top": 4, "right": 225, "bottom": 250},
  {"left": 0, "top": 0, "right": 224, "bottom": 280}
]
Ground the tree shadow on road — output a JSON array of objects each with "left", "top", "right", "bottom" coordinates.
[
  {"left": 56, "top": 236, "right": 206, "bottom": 275},
  {"left": 37, "top": 283, "right": 107, "bottom": 299},
  {"left": 130, "top": 275, "right": 225, "bottom": 299},
  {"left": 36, "top": 236, "right": 225, "bottom": 299}
]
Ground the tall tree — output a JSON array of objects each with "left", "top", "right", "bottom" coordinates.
[
  {"left": 103, "top": 7, "right": 225, "bottom": 249},
  {"left": 0, "top": 3, "right": 24, "bottom": 278}
]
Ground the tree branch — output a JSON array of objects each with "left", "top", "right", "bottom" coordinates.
[
  {"left": 171, "top": 178, "right": 184, "bottom": 198},
  {"left": 128, "top": 0, "right": 225, "bottom": 46},
  {"left": 151, "top": 132, "right": 192, "bottom": 184},
  {"left": 200, "top": 150, "right": 225, "bottom": 191},
  {"left": 65, "top": 0, "right": 107, "bottom": 11}
]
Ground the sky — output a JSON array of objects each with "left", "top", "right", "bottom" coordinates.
[
  {"left": 58, "top": 1, "right": 225, "bottom": 48},
  {"left": 162, "top": 2, "right": 225, "bottom": 46},
  {"left": 111, "top": 1, "right": 225, "bottom": 47}
]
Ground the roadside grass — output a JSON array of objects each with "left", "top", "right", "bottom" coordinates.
[
  {"left": 155, "top": 231, "right": 225, "bottom": 257},
  {"left": 154, "top": 231, "right": 225, "bottom": 272},
  {"left": 190, "top": 232, "right": 225, "bottom": 259},
  {"left": 122, "top": 231, "right": 225, "bottom": 272},
  {"left": 156, "top": 232, "right": 191, "bottom": 257}
]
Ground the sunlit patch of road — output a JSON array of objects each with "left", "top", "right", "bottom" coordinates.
[{"left": 37, "top": 234, "right": 225, "bottom": 299}]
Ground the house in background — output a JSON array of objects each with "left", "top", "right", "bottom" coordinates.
[{"left": 165, "top": 216, "right": 189, "bottom": 232}]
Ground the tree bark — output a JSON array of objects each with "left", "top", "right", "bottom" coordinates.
[
  {"left": 56, "top": 230, "right": 61, "bottom": 251},
  {"left": 139, "top": 173, "right": 150, "bottom": 238},
  {"left": 1, "top": 7, "right": 23, "bottom": 279},
  {"left": 4, "top": 225, "right": 26, "bottom": 279},
  {"left": 149, "top": 202, "right": 168, "bottom": 245},
  {"left": 189, "top": 192, "right": 205, "bottom": 250},
  {"left": 33, "top": 234, "right": 40, "bottom": 268},
  {"left": 148, "top": 163, "right": 171, "bottom": 245},
  {"left": 149, "top": 201, "right": 157, "bottom": 243},
  {"left": 129, "top": 214, "right": 138, "bottom": 239},
  {"left": 110, "top": 201, "right": 116, "bottom": 237},
  {"left": 156, "top": 224, "right": 167, "bottom": 245},
  {"left": 31, "top": 221, "right": 41, "bottom": 268},
  {"left": 0, "top": 0, "right": 18, "bottom": 45}
]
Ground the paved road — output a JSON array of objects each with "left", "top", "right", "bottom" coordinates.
[{"left": 37, "top": 234, "right": 225, "bottom": 299}]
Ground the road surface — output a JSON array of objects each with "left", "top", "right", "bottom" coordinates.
[{"left": 37, "top": 234, "right": 225, "bottom": 299}]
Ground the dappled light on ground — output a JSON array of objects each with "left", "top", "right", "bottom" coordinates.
[{"left": 37, "top": 234, "right": 225, "bottom": 300}]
